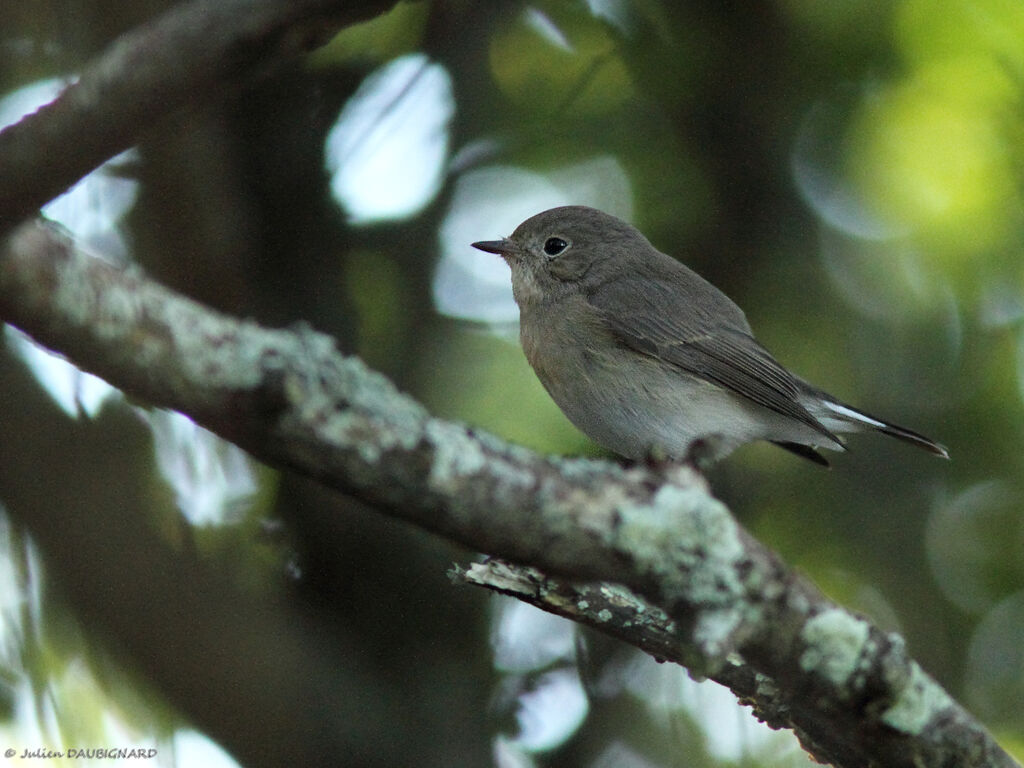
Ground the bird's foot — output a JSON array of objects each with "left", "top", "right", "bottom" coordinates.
[{"left": 683, "top": 435, "right": 727, "bottom": 474}]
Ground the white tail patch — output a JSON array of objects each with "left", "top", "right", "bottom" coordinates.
[{"left": 823, "top": 401, "right": 887, "bottom": 428}]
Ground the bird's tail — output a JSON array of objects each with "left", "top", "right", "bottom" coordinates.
[{"left": 819, "top": 400, "right": 950, "bottom": 459}]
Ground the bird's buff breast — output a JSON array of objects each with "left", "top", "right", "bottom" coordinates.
[{"left": 519, "top": 301, "right": 768, "bottom": 460}]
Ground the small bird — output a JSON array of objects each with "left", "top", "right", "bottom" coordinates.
[{"left": 472, "top": 205, "right": 948, "bottom": 466}]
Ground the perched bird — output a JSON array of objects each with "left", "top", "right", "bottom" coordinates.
[{"left": 472, "top": 205, "right": 948, "bottom": 466}]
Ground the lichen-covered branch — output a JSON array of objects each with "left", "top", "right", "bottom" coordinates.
[
  {"left": 0, "top": 219, "right": 1016, "bottom": 768},
  {"left": 455, "top": 560, "right": 792, "bottom": 733},
  {"left": 0, "top": 0, "right": 398, "bottom": 233}
]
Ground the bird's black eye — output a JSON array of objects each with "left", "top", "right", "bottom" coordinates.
[{"left": 543, "top": 237, "right": 569, "bottom": 256}]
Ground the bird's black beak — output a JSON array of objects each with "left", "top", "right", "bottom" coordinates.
[{"left": 471, "top": 238, "right": 513, "bottom": 256}]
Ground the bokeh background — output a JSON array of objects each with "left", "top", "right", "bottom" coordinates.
[{"left": 1, "top": 1, "right": 1023, "bottom": 766}]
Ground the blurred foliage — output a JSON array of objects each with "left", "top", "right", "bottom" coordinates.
[
  {"left": 488, "top": 6, "right": 634, "bottom": 115},
  {"left": 2, "top": 0, "right": 1024, "bottom": 766},
  {"left": 308, "top": 1, "right": 429, "bottom": 66}
]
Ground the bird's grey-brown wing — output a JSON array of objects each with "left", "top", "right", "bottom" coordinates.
[{"left": 587, "top": 275, "right": 839, "bottom": 443}]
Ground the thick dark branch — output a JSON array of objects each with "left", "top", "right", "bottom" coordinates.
[
  {"left": 0, "top": 220, "right": 1016, "bottom": 768},
  {"left": 0, "top": 0, "right": 398, "bottom": 233}
]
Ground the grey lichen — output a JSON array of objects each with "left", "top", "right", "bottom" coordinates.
[
  {"left": 880, "top": 659, "right": 954, "bottom": 735},
  {"left": 424, "top": 419, "right": 487, "bottom": 493},
  {"left": 282, "top": 343, "right": 428, "bottom": 465},
  {"left": 472, "top": 427, "right": 542, "bottom": 468},
  {"left": 172, "top": 316, "right": 269, "bottom": 390},
  {"left": 555, "top": 455, "right": 630, "bottom": 485},
  {"left": 328, "top": 348, "right": 426, "bottom": 423},
  {"left": 799, "top": 609, "right": 870, "bottom": 688},
  {"left": 661, "top": 488, "right": 739, "bottom": 582},
  {"left": 692, "top": 607, "right": 745, "bottom": 659},
  {"left": 613, "top": 481, "right": 755, "bottom": 662},
  {"left": 616, "top": 483, "right": 744, "bottom": 577},
  {"left": 753, "top": 671, "right": 780, "bottom": 699}
]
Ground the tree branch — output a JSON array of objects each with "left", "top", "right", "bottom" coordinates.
[
  {"left": 0, "top": 0, "right": 399, "bottom": 233},
  {"left": 0, "top": 219, "right": 1016, "bottom": 768}
]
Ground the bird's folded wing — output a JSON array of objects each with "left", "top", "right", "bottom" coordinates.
[{"left": 588, "top": 277, "right": 838, "bottom": 442}]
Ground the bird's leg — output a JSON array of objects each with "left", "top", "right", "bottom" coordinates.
[{"left": 683, "top": 435, "right": 727, "bottom": 473}]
